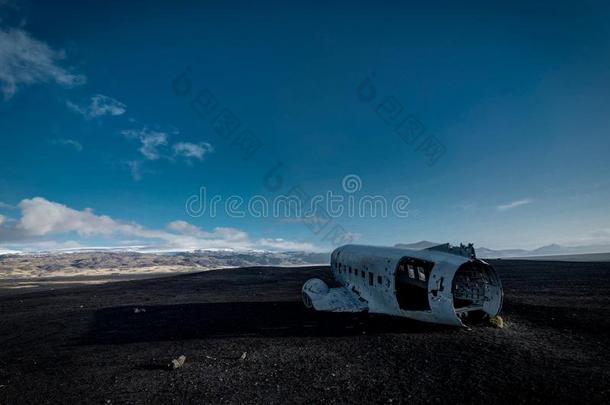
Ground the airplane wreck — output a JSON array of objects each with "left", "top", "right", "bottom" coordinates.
[{"left": 302, "top": 244, "right": 503, "bottom": 326}]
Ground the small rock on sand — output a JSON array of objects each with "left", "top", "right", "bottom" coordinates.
[{"left": 170, "top": 355, "right": 186, "bottom": 370}]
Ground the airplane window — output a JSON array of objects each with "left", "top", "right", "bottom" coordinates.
[
  {"left": 368, "top": 272, "right": 374, "bottom": 286},
  {"left": 418, "top": 267, "right": 426, "bottom": 281},
  {"left": 408, "top": 265, "right": 415, "bottom": 279},
  {"left": 377, "top": 275, "right": 382, "bottom": 284},
  {"left": 348, "top": 267, "right": 352, "bottom": 274},
  {"left": 361, "top": 270, "right": 366, "bottom": 278}
]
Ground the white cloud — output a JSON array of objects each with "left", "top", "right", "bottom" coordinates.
[
  {"left": 15, "top": 197, "right": 131, "bottom": 237},
  {"left": 0, "top": 201, "right": 14, "bottom": 209},
  {"left": 50, "top": 138, "right": 82, "bottom": 151},
  {"left": 0, "top": 214, "right": 5, "bottom": 226},
  {"left": 257, "top": 238, "right": 319, "bottom": 251},
  {"left": 167, "top": 220, "right": 248, "bottom": 242},
  {"left": 122, "top": 128, "right": 168, "bottom": 160},
  {"left": 139, "top": 132, "right": 167, "bottom": 160},
  {"left": 0, "top": 197, "right": 318, "bottom": 252},
  {"left": 66, "top": 94, "right": 126, "bottom": 119},
  {"left": 166, "top": 220, "right": 206, "bottom": 236},
  {"left": 173, "top": 142, "right": 213, "bottom": 161},
  {"left": 121, "top": 128, "right": 213, "bottom": 179},
  {"left": 127, "top": 160, "right": 142, "bottom": 181},
  {"left": 497, "top": 198, "right": 534, "bottom": 211},
  {"left": 0, "top": 28, "right": 85, "bottom": 99}
]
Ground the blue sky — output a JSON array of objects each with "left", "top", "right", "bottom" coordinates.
[{"left": 1, "top": 0, "right": 609, "bottom": 252}]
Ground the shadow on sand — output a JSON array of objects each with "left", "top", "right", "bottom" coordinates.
[{"left": 81, "top": 301, "right": 448, "bottom": 345}]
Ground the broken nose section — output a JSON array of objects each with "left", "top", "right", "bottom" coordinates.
[
  {"left": 302, "top": 278, "right": 329, "bottom": 309},
  {"left": 451, "top": 260, "right": 503, "bottom": 325}
]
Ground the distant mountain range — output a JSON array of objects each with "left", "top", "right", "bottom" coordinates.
[
  {"left": 395, "top": 241, "right": 610, "bottom": 259},
  {"left": 2, "top": 240, "right": 610, "bottom": 274},
  {"left": 0, "top": 250, "right": 331, "bottom": 279}
]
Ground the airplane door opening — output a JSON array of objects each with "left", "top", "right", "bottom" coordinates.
[{"left": 395, "top": 257, "right": 433, "bottom": 311}]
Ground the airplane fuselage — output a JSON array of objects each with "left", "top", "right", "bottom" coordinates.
[{"left": 302, "top": 244, "right": 503, "bottom": 326}]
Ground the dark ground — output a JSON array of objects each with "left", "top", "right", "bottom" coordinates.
[{"left": 0, "top": 260, "right": 609, "bottom": 404}]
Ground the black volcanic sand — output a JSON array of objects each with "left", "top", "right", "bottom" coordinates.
[{"left": 0, "top": 261, "right": 609, "bottom": 404}]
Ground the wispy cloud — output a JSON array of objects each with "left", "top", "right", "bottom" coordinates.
[
  {"left": 66, "top": 94, "right": 126, "bottom": 119},
  {"left": 166, "top": 220, "right": 248, "bottom": 242},
  {"left": 127, "top": 160, "right": 143, "bottom": 181},
  {"left": 497, "top": 198, "right": 534, "bottom": 211},
  {"left": 139, "top": 132, "right": 167, "bottom": 160},
  {"left": 121, "top": 126, "right": 214, "bottom": 179},
  {"left": 49, "top": 138, "right": 82, "bottom": 151},
  {"left": 454, "top": 202, "right": 477, "bottom": 212},
  {"left": 0, "top": 201, "right": 14, "bottom": 209},
  {"left": 122, "top": 128, "right": 168, "bottom": 160},
  {"left": 0, "top": 27, "right": 85, "bottom": 99},
  {"left": 173, "top": 142, "right": 213, "bottom": 162}
]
